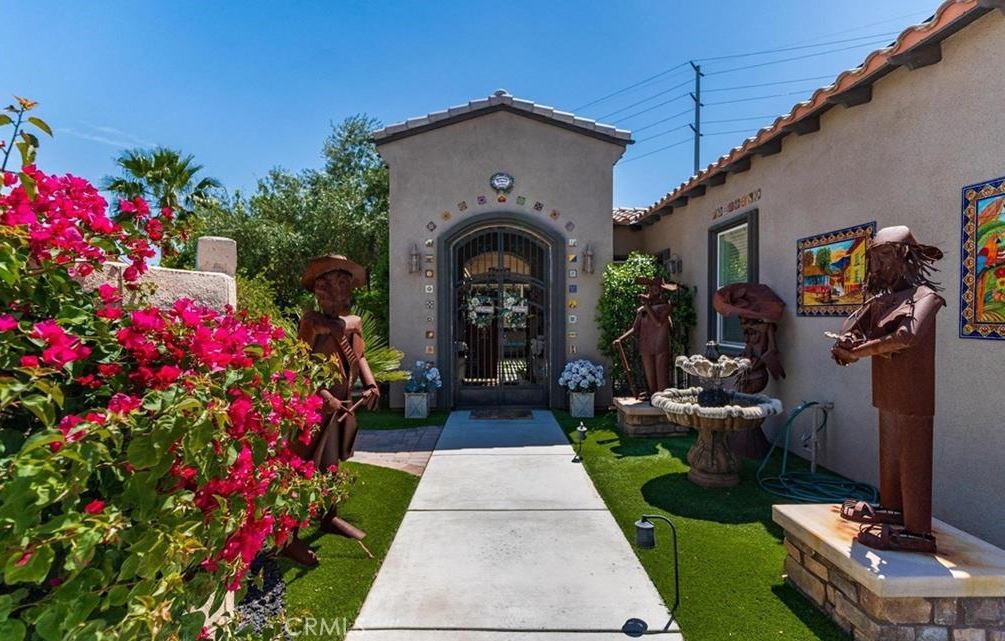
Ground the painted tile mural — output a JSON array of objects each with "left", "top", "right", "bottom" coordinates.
[
  {"left": 961, "top": 175, "right": 1005, "bottom": 339},
  {"left": 796, "top": 222, "right": 876, "bottom": 316}
]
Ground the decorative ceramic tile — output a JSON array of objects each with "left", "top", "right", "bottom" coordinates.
[
  {"left": 568, "top": 269, "right": 578, "bottom": 278},
  {"left": 441, "top": 210, "right": 452, "bottom": 221},
  {"left": 565, "top": 221, "right": 575, "bottom": 232},
  {"left": 458, "top": 201, "right": 468, "bottom": 211},
  {"left": 497, "top": 194, "right": 506, "bottom": 203},
  {"left": 477, "top": 195, "right": 487, "bottom": 205},
  {"left": 533, "top": 201, "right": 544, "bottom": 211},
  {"left": 550, "top": 209, "right": 560, "bottom": 220},
  {"left": 517, "top": 196, "right": 526, "bottom": 206},
  {"left": 568, "top": 284, "right": 578, "bottom": 294},
  {"left": 569, "top": 344, "right": 577, "bottom": 355},
  {"left": 425, "top": 254, "right": 434, "bottom": 263},
  {"left": 424, "top": 284, "right": 434, "bottom": 294},
  {"left": 424, "top": 269, "right": 434, "bottom": 278},
  {"left": 568, "top": 314, "right": 578, "bottom": 324},
  {"left": 568, "top": 253, "right": 578, "bottom": 263},
  {"left": 567, "top": 331, "right": 577, "bottom": 339},
  {"left": 424, "top": 238, "right": 435, "bottom": 247},
  {"left": 425, "top": 345, "right": 435, "bottom": 355},
  {"left": 568, "top": 300, "right": 578, "bottom": 309},
  {"left": 426, "top": 316, "right": 434, "bottom": 323},
  {"left": 425, "top": 300, "right": 435, "bottom": 310},
  {"left": 567, "top": 238, "right": 577, "bottom": 247},
  {"left": 425, "top": 330, "right": 435, "bottom": 339},
  {"left": 426, "top": 221, "right": 437, "bottom": 232}
]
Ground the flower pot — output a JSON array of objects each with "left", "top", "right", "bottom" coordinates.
[
  {"left": 404, "top": 392, "right": 430, "bottom": 419},
  {"left": 569, "top": 391, "right": 595, "bottom": 418}
]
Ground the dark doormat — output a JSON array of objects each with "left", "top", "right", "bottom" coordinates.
[{"left": 469, "top": 409, "right": 534, "bottom": 420}]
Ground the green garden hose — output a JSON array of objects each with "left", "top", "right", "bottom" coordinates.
[{"left": 757, "top": 401, "right": 877, "bottom": 503}]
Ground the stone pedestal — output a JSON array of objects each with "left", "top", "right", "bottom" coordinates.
[
  {"left": 614, "top": 397, "right": 689, "bottom": 437},
  {"left": 773, "top": 503, "right": 1005, "bottom": 641},
  {"left": 196, "top": 236, "right": 237, "bottom": 276}
]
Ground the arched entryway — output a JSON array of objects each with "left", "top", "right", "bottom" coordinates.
[{"left": 438, "top": 216, "right": 565, "bottom": 408}]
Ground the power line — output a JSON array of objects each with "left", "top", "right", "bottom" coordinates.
[
  {"left": 704, "top": 88, "right": 820, "bottom": 107},
  {"left": 620, "top": 137, "right": 692, "bottom": 164},
  {"left": 703, "top": 74, "right": 836, "bottom": 93},
  {"left": 694, "top": 30, "right": 899, "bottom": 63},
  {"left": 704, "top": 38, "right": 894, "bottom": 76},
  {"left": 703, "top": 115, "right": 778, "bottom": 124},
  {"left": 636, "top": 124, "right": 691, "bottom": 144},
  {"left": 703, "top": 128, "right": 768, "bottom": 137},
  {"left": 631, "top": 108, "right": 693, "bottom": 133},
  {"left": 613, "top": 93, "right": 692, "bottom": 124},
  {"left": 573, "top": 62, "right": 690, "bottom": 111},
  {"left": 598, "top": 79, "right": 693, "bottom": 120}
]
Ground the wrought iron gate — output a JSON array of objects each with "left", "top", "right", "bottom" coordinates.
[{"left": 452, "top": 226, "right": 550, "bottom": 406}]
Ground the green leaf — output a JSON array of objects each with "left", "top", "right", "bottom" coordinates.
[
  {"left": 17, "top": 172, "right": 36, "bottom": 200},
  {"left": 126, "top": 436, "right": 158, "bottom": 469},
  {"left": 0, "top": 619, "right": 26, "bottom": 641},
  {"left": 26, "top": 117, "right": 52, "bottom": 137},
  {"left": 3, "top": 544, "right": 54, "bottom": 585},
  {"left": 18, "top": 430, "right": 62, "bottom": 455},
  {"left": 33, "top": 606, "right": 63, "bottom": 641},
  {"left": 31, "top": 380, "right": 64, "bottom": 408},
  {"left": 19, "top": 131, "right": 38, "bottom": 148},
  {"left": 20, "top": 395, "right": 55, "bottom": 428},
  {"left": 0, "top": 114, "right": 12, "bottom": 127}
]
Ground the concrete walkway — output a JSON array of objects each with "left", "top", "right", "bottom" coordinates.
[
  {"left": 347, "top": 410, "right": 681, "bottom": 640},
  {"left": 353, "top": 426, "right": 443, "bottom": 476}
]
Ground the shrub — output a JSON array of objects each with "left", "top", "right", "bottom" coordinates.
[
  {"left": 0, "top": 164, "right": 344, "bottom": 640},
  {"left": 596, "top": 252, "right": 696, "bottom": 394}
]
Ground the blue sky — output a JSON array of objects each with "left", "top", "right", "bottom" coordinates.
[{"left": 8, "top": 0, "right": 934, "bottom": 208}]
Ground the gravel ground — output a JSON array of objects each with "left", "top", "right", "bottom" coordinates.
[{"left": 236, "top": 554, "right": 287, "bottom": 636}]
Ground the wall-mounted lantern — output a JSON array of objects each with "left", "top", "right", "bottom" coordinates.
[
  {"left": 408, "top": 242, "right": 421, "bottom": 274},
  {"left": 582, "top": 244, "right": 595, "bottom": 274},
  {"left": 667, "top": 253, "right": 683, "bottom": 275}
]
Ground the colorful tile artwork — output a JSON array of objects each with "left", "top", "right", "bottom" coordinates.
[
  {"left": 568, "top": 300, "right": 578, "bottom": 309},
  {"left": 458, "top": 201, "right": 468, "bottom": 211},
  {"left": 568, "top": 314, "right": 577, "bottom": 324},
  {"left": 565, "top": 221, "right": 575, "bottom": 232},
  {"left": 424, "top": 238, "right": 434, "bottom": 247},
  {"left": 567, "top": 331, "right": 577, "bottom": 339},
  {"left": 961, "top": 175, "right": 1005, "bottom": 339},
  {"left": 441, "top": 211, "right": 452, "bottom": 221},
  {"left": 796, "top": 222, "right": 876, "bottom": 316},
  {"left": 497, "top": 194, "right": 506, "bottom": 203},
  {"left": 424, "top": 269, "right": 434, "bottom": 278},
  {"left": 568, "top": 284, "right": 577, "bottom": 293},
  {"left": 517, "top": 196, "right": 526, "bottom": 206},
  {"left": 550, "top": 209, "right": 560, "bottom": 220},
  {"left": 425, "top": 345, "right": 434, "bottom": 355},
  {"left": 533, "top": 201, "right": 544, "bottom": 211},
  {"left": 424, "top": 284, "right": 434, "bottom": 294},
  {"left": 425, "top": 330, "right": 435, "bottom": 339},
  {"left": 424, "top": 254, "right": 434, "bottom": 263},
  {"left": 568, "top": 238, "right": 577, "bottom": 247},
  {"left": 568, "top": 253, "right": 577, "bottom": 263},
  {"left": 477, "top": 195, "right": 487, "bottom": 205},
  {"left": 425, "top": 300, "right": 434, "bottom": 310},
  {"left": 569, "top": 344, "right": 578, "bottom": 354},
  {"left": 426, "top": 221, "right": 437, "bottom": 232},
  {"left": 568, "top": 269, "right": 578, "bottom": 278},
  {"left": 426, "top": 316, "right": 434, "bottom": 323}
]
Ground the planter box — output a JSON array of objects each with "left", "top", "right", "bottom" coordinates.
[
  {"left": 404, "top": 392, "right": 430, "bottom": 419},
  {"left": 569, "top": 391, "right": 595, "bottom": 418}
]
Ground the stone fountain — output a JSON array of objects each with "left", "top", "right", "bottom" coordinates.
[{"left": 651, "top": 344, "right": 782, "bottom": 487}]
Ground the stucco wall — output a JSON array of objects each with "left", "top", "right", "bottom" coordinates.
[
  {"left": 377, "top": 110, "right": 626, "bottom": 408},
  {"left": 630, "top": 11, "right": 1005, "bottom": 545}
]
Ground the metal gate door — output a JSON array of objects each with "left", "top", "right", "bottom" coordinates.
[{"left": 452, "top": 226, "right": 550, "bottom": 406}]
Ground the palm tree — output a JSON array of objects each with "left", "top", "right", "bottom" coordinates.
[{"left": 103, "top": 147, "right": 221, "bottom": 222}]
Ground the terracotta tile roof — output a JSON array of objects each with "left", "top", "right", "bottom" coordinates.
[
  {"left": 634, "top": 0, "right": 996, "bottom": 227},
  {"left": 371, "top": 89, "right": 633, "bottom": 146},
  {"left": 612, "top": 207, "right": 649, "bottom": 225}
]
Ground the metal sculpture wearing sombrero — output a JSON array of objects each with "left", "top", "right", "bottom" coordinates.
[
  {"left": 713, "top": 283, "right": 786, "bottom": 395},
  {"left": 829, "top": 226, "right": 945, "bottom": 553},
  {"left": 283, "top": 255, "right": 380, "bottom": 567},
  {"left": 613, "top": 276, "right": 679, "bottom": 399}
]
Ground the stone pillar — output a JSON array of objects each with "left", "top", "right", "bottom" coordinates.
[{"left": 196, "top": 236, "right": 237, "bottom": 276}]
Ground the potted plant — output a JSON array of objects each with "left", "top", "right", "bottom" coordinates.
[
  {"left": 404, "top": 360, "right": 442, "bottom": 419},
  {"left": 559, "top": 359, "right": 605, "bottom": 418}
]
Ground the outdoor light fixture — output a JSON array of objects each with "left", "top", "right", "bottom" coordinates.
[
  {"left": 582, "top": 244, "right": 595, "bottom": 274},
  {"left": 667, "top": 253, "right": 683, "bottom": 275},
  {"left": 633, "top": 514, "right": 681, "bottom": 632},
  {"left": 572, "top": 421, "right": 588, "bottom": 463},
  {"left": 408, "top": 242, "right": 421, "bottom": 274}
]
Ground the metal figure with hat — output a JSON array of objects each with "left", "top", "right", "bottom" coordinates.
[
  {"left": 828, "top": 226, "right": 945, "bottom": 553},
  {"left": 282, "top": 255, "right": 381, "bottom": 567},
  {"left": 613, "top": 277, "right": 678, "bottom": 399},
  {"left": 713, "top": 283, "right": 786, "bottom": 395}
]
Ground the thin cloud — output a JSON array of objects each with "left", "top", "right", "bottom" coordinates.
[{"left": 57, "top": 122, "right": 155, "bottom": 149}]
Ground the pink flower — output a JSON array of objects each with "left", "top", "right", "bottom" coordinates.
[
  {"left": 97, "top": 283, "right": 120, "bottom": 303},
  {"left": 83, "top": 499, "right": 105, "bottom": 515},
  {"left": 19, "top": 355, "right": 39, "bottom": 367},
  {"left": 130, "top": 308, "right": 164, "bottom": 332},
  {"left": 153, "top": 365, "right": 181, "bottom": 387},
  {"left": 0, "top": 314, "right": 16, "bottom": 332},
  {"left": 108, "top": 393, "right": 142, "bottom": 414}
]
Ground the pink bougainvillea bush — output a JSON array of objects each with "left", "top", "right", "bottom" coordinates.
[{"left": 0, "top": 166, "right": 344, "bottom": 640}]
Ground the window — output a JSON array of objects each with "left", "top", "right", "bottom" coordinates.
[{"left": 708, "top": 210, "right": 758, "bottom": 349}]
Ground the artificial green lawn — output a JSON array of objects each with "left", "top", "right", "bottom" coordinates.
[
  {"left": 279, "top": 461, "right": 418, "bottom": 631},
  {"left": 553, "top": 410, "right": 847, "bottom": 641},
  {"left": 356, "top": 408, "right": 450, "bottom": 430}
]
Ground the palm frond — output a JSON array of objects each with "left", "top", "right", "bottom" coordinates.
[{"left": 358, "top": 310, "right": 407, "bottom": 383}]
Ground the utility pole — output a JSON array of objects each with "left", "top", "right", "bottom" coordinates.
[{"left": 689, "top": 61, "right": 703, "bottom": 174}]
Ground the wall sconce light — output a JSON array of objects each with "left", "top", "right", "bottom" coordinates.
[
  {"left": 667, "top": 253, "right": 683, "bottom": 275},
  {"left": 408, "top": 243, "right": 421, "bottom": 274},
  {"left": 582, "top": 244, "right": 595, "bottom": 274}
]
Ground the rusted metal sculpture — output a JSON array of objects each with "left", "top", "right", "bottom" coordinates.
[
  {"left": 830, "top": 226, "right": 945, "bottom": 554},
  {"left": 283, "top": 255, "right": 380, "bottom": 567},
  {"left": 613, "top": 277, "right": 677, "bottom": 399},
  {"left": 712, "top": 283, "right": 786, "bottom": 394}
]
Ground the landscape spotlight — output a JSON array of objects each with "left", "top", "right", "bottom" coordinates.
[
  {"left": 572, "top": 421, "right": 588, "bottom": 463},
  {"left": 634, "top": 514, "right": 681, "bottom": 631}
]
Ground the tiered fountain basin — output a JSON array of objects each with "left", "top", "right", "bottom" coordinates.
[{"left": 651, "top": 354, "right": 782, "bottom": 488}]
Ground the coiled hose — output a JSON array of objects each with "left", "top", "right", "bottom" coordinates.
[{"left": 757, "top": 401, "right": 876, "bottom": 503}]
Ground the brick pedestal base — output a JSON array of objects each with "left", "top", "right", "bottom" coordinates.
[
  {"left": 774, "top": 504, "right": 1005, "bottom": 641},
  {"left": 614, "top": 397, "right": 689, "bottom": 437}
]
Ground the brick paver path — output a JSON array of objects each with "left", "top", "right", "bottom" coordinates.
[{"left": 352, "top": 426, "right": 443, "bottom": 476}]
